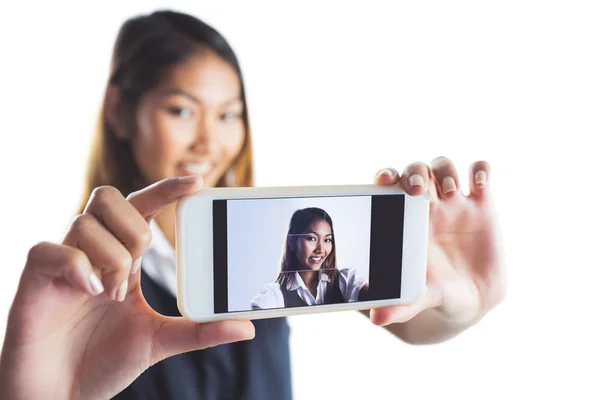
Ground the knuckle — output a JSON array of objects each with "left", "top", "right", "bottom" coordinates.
[
  {"left": 64, "top": 248, "right": 88, "bottom": 270},
  {"left": 71, "top": 213, "right": 96, "bottom": 233},
  {"left": 26, "top": 241, "right": 50, "bottom": 264},
  {"left": 126, "top": 224, "right": 153, "bottom": 255},
  {"left": 92, "top": 185, "right": 122, "bottom": 206},
  {"left": 116, "top": 251, "right": 134, "bottom": 271},
  {"left": 138, "top": 225, "right": 153, "bottom": 250}
]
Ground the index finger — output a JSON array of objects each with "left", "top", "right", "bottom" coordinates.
[{"left": 127, "top": 175, "right": 203, "bottom": 221}]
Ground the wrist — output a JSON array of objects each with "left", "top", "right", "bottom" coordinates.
[{"left": 389, "top": 308, "right": 477, "bottom": 345}]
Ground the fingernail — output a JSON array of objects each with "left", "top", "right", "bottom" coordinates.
[
  {"left": 475, "top": 170, "right": 487, "bottom": 185},
  {"left": 116, "top": 280, "right": 128, "bottom": 302},
  {"left": 408, "top": 174, "right": 425, "bottom": 187},
  {"left": 177, "top": 175, "right": 203, "bottom": 184},
  {"left": 89, "top": 272, "right": 104, "bottom": 295},
  {"left": 442, "top": 176, "right": 457, "bottom": 193},
  {"left": 376, "top": 169, "right": 394, "bottom": 179},
  {"left": 131, "top": 257, "right": 142, "bottom": 275}
]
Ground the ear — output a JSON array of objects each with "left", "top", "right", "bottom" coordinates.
[{"left": 103, "top": 84, "right": 129, "bottom": 140}]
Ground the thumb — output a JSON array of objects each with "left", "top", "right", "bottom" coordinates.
[
  {"left": 126, "top": 176, "right": 203, "bottom": 222},
  {"left": 147, "top": 316, "right": 255, "bottom": 365}
]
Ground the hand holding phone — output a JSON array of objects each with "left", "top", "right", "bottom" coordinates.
[{"left": 0, "top": 177, "right": 254, "bottom": 400}]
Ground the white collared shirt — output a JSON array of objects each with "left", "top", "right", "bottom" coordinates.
[
  {"left": 250, "top": 268, "right": 367, "bottom": 310},
  {"left": 141, "top": 220, "right": 178, "bottom": 297}
]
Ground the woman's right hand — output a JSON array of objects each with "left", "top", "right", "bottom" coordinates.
[{"left": 0, "top": 177, "right": 255, "bottom": 400}]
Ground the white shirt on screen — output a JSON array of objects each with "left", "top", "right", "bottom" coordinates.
[{"left": 250, "top": 268, "right": 367, "bottom": 309}]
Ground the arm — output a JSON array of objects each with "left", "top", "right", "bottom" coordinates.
[
  {"left": 360, "top": 309, "right": 480, "bottom": 345},
  {"left": 384, "top": 310, "right": 480, "bottom": 344}
]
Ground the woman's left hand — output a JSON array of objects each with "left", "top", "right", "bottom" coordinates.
[{"left": 369, "top": 157, "right": 507, "bottom": 341}]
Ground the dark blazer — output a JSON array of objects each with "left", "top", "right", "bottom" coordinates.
[{"left": 112, "top": 270, "right": 293, "bottom": 400}]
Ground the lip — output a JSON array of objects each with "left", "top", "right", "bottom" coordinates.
[
  {"left": 179, "top": 161, "right": 214, "bottom": 178},
  {"left": 309, "top": 256, "right": 324, "bottom": 263}
]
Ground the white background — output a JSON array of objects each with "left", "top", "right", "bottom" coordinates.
[
  {"left": 227, "top": 196, "right": 371, "bottom": 311},
  {"left": 1, "top": 1, "right": 599, "bottom": 399}
]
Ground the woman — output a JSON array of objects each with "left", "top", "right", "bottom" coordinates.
[
  {"left": 0, "top": 9, "right": 507, "bottom": 400},
  {"left": 251, "top": 207, "right": 369, "bottom": 309}
]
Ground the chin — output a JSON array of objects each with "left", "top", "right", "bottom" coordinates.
[{"left": 204, "top": 169, "right": 229, "bottom": 188}]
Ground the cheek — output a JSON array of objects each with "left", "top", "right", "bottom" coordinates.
[
  {"left": 305, "top": 241, "right": 317, "bottom": 254},
  {"left": 146, "top": 113, "right": 194, "bottom": 155},
  {"left": 133, "top": 109, "right": 193, "bottom": 181},
  {"left": 216, "top": 122, "right": 245, "bottom": 159},
  {"left": 298, "top": 241, "right": 311, "bottom": 256}
]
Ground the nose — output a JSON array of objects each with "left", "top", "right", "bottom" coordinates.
[
  {"left": 315, "top": 239, "right": 323, "bottom": 253},
  {"left": 191, "top": 113, "right": 217, "bottom": 151}
]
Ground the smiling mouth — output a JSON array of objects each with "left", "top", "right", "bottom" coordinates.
[
  {"left": 309, "top": 256, "right": 324, "bottom": 263},
  {"left": 181, "top": 162, "right": 213, "bottom": 177}
]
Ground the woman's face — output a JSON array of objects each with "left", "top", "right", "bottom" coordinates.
[
  {"left": 294, "top": 220, "right": 333, "bottom": 271},
  {"left": 132, "top": 48, "right": 245, "bottom": 188}
]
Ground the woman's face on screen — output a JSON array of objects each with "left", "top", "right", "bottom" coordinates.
[
  {"left": 131, "top": 48, "right": 246, "bottom": 188},
  {"left": 294, "top": 220, "right": 333, "bottom": 271}
]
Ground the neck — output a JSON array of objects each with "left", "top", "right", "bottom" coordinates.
[{"left": 154, "top": 203, "right": 177, "bottom": 248}]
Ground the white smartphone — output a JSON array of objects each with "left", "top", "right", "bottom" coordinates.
[{"left": 175, "top": 184, "right": 429, "bottom": 322}]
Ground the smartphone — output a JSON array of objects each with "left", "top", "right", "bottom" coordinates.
[{"left": 175, "top": 184, "right": 429, "bottom": 322}]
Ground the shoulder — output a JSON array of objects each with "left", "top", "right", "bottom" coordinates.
[
  {"left": 337, "top": 268, "right": 366, "bottom": 289},
  {"left": 251, "top": 282, "right": 284, "bottom": 309}
]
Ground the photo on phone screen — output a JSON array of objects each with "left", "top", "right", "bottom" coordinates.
[{"left": 212, "top": 194, "right": 405, "bottom": 314}]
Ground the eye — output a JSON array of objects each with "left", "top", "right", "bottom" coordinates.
[
  {"left": 220, "top": 111, "right": 241, "bottom": 121},
  {"left": 167, "top": 106, "right": 193, "bottom": 119},
  {"left": 325, "top": 238, "right": 332, "bottom": 243}
]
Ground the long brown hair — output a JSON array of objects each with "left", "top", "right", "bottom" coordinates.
[
  {"left": 77, "top": 10, "right": 253, "bottom": 213},
  {"left": 276, "top": 208, "right": 339, "bottom": 289}
]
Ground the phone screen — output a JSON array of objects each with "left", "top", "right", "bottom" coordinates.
[{"left": 212, "top": 194, "right": 405, "bottom": 313}]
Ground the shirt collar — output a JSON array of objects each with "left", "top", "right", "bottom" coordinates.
[
  {"left": 286, "top": 270, "right": 330, "bottom": 291},
  {"left": 147, "top": 219, "right": 175, "bottom": 260}
]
